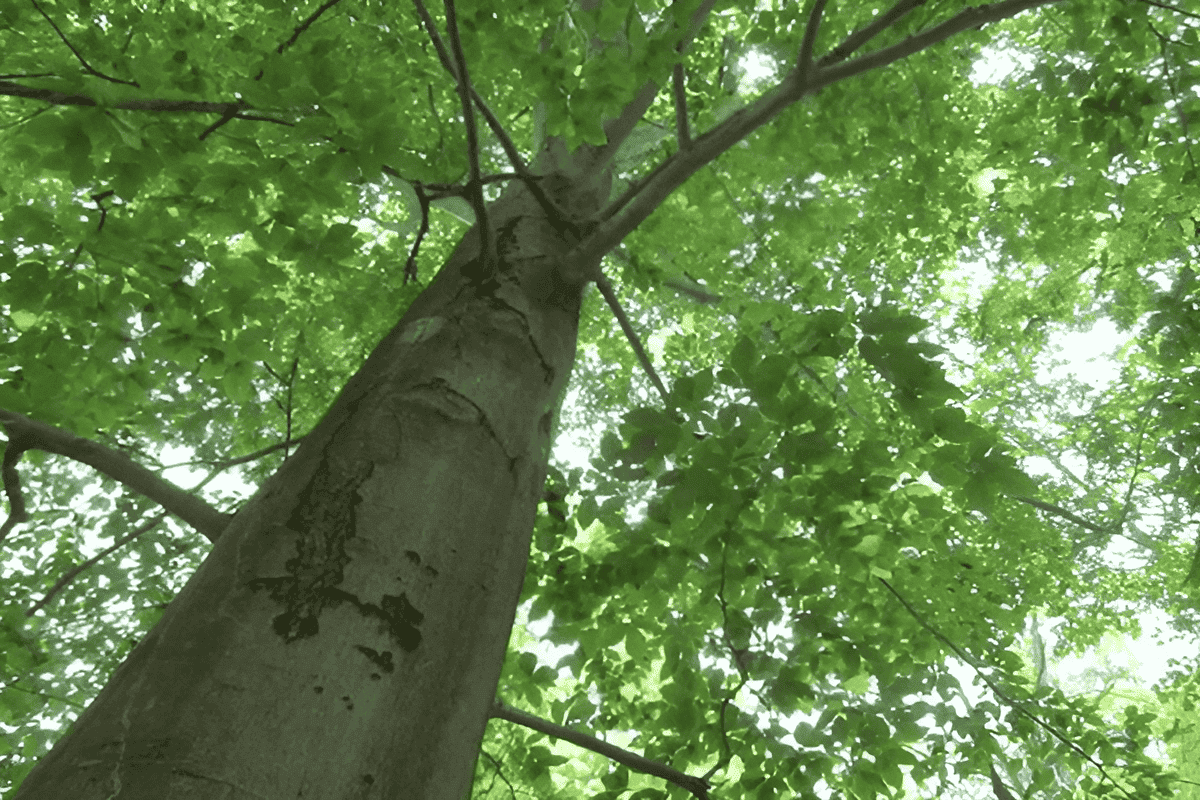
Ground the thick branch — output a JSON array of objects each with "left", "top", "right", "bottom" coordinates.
[
  {"left": 491, "top": 700, "right": 711, "bottom": 799},
  {"left": 0, "top": 408, "right": 230, "bottom": 542},
  {"left": 566, "top": 0, "right": 1065, "bottom": 280},
  {"left": 796, "top": 0, "right": 830, "bottom": 87},
  {"left": 0, "top": 81, "right": 290, "bottom": 125},
  {"left": 672, "top": 62, "right": 691, "bottom": 149},
  {"left": 1012, "top": 495, "right": 1107, "bottom": 534},
  {"left": 591, "top": 0, "right": 719, "bottom": 178},
  {"left": 819, "top": 0, "right": 925, "bottom": 65}
]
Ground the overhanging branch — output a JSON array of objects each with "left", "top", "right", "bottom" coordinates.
[
  {"left": 26, "top": 510, "right": 169, "bottom": 617},
  {"left": 591, "top": 0, "right": 719, "bottom": 179},
  {"left": 672, "top": 61, "right": 691, "bottom": 149},
  {"left": 566, "top": 0, "right": 1065, "bottom": 282},
  {"left": 820, "top": 0, "right": 926, "bottom": 65},
  {"left": 796, "top": 0, "right": 830, "bottom": 87},
  {"left": 441, "top": 0, "right": 492, "bottom": 273},
  {"left": 1012, "top": 495, "right": 1107, "bottom": 534},
  {"left": 30, "top": 0, "right": 138, "bottom": 87},
  {"left": 596, "top": 275, "right": 672, "bottom": 407},
  {"left": 0, "top": 80, "right": 291, "bottom": 125},
  {"left": 491, "top": 699, "right": 711, "bottom": 798},
  {"left": 411, "top": 0, "right": 580, "bottom": 238},
  {"left": 0, "top": 408, "right": 231, "bottom": 543}
]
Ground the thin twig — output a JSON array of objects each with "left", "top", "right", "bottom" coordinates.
[
  {"left": 879, "top": 578, "right": 1139, "bottom": 799},
  {"left": 26, "top": 511, "right": 169, "bottom": 616},
  {"left": 198, "top": 103, "right": 241, "bottom": 140},
  {"left": 405, "top": 183, "right": 432, "bottom": 283},
  {"left": 439, "top": 0, "right": 492, "bottom": 273},
  {"left": 29, "top": 0, "right": 139, "bottom": 86},
  {"left": 278, "top": 0, "right": 346, "bottom": 53},
  {"left": 169, "top": 435, "right": 308, "bottom": 470},
  {"left": 90, "top": 189, "right": 114, "bottom": 231},
  {"left": 595, "top": 276, "right": 671, "bottom": 407},
  {"left": 1137, "top": 0, "right": 1200, "bottom": 21},
  {"left": 1011, "top": 495, "right": 1106, "bottom": 533}
]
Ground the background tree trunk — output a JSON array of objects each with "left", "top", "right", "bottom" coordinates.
[{"left": 14, "top": 150, "right": 609, "bottom": 800}]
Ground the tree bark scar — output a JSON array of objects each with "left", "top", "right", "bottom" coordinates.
[
  {"left": 495, "top": 215, "right": 524, "bottom": 264},
  {"left": 246, "top": 451, "right": 374, "bottom": 643}
]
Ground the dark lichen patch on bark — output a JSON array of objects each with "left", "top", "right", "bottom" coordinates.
[{"left": 247, "top": 452, "right": 374, "bottom": 642}]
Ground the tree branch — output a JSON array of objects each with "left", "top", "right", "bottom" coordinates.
[
  {"left": 818, "top": 0, "right": 1062, "bottom": 84},
  {"left": 1137, "top": 0, "right": 1200, "bottom": 23},
  {"left": 277, "top": 0, "right": 346, "bottom": 54},
  {"left": 203, "top": 435, "right": 308, "bottom": 469},
  {"left": 409, "top": 2, "right": 529, "bottom": 184},
  {"left": 29, "top": 0, "right": 138, "bottom": 87},
  {"left": 0, "top": 436, "right": 29, "bottom": 543},
  {"left": 411, "top": 0, "right": 580, "bottom": 254},
  {"left": 0, "top": 408, "right": 231, "bottom": 543},
  {"left": 565, "top": 0, "right": 1065, "bottom": 281},
  {"left": 439, "top": 0, "right": 492, "bottom": 274},
  {"left": 0, "top": 80, "right": 292, "bottom": 125},
  {"left": 606, "top": 247, "right": 723, "bottom": 304},
  {"left": 596, "top": 276, "right": 671, "bottom": 407},
  {"left": 591, "top": 0, "right": 719, "bottom": 177},
  {"left": 198, "top": 103, "right": 240, "bottom": 140},
  {"left": 796, "top": 0, "right": 830, "bottom": 87},
  {"left": 819, "top": 0, "right": 926, "bottom": 66},
  {"left": 26, "top": 511, "right": 169, "bottom": 617},
  {"left": 672, "top": 62, "right": 691, "bottom": 149},
  {"left": 491, "top": 699, "right": 711, "bottom": 799},
  {"left": 879, "top": 577, "right": 1139, "bottom": 799},
  {"left": 1012, "top": 495, "right": 1107, "bottom": 534},
  {"left": 663, "top": 273, "right": 723, "bottom": 304}
]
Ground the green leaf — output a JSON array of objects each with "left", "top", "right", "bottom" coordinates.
[
  {"left": 729, "top": 334, "right": 757, "bottom": 384},
  {"left": 0, "top": 6, "right": 1185, "bottom": 797}
]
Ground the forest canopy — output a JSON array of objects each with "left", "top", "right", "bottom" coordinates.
[{"left": 1, "top": 0, "right": 1199, "bottom": 798}]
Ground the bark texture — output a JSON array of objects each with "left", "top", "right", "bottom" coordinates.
[{"left": 15, "top": 149, "right": 610, "bottom": 800}]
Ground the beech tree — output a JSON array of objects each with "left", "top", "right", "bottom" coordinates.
[{"left": 1, "top": 0, "right": 1197, "bottom": 798}]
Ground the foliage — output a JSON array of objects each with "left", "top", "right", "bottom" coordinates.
[{"left": 1, "top": 0, "right": 1198, "bottom": 798}]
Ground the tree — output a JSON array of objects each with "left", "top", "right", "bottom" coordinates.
[{"left": 1, "top": 0, "right": 1196, "bottom": 797}]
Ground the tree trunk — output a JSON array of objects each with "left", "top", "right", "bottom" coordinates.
[{"left": 15, "top": 147, "right": 610, "bottom": 800}]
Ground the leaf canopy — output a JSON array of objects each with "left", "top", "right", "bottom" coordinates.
[{"left": 2, "top": 0, "right": 1199, "bottom": 798}]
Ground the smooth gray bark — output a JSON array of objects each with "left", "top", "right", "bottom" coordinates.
[{"left": 14, "top": 148, "right": 609, "bottom": 800}]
